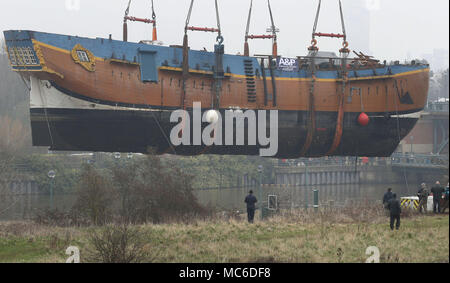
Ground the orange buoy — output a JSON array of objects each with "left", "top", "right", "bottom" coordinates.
[{"left": 358, "top": 113, "right": 370, "bottom": 126}]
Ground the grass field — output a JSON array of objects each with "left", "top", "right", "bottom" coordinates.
[{"left": 0, "top": 210, "right": 448, "bottom": 263}]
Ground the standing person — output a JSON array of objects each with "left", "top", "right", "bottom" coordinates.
[
  {"left": 387, "top": 193, "right": 402, "bottom": 231},
  {"left": 442, "top": 183, "right": 449, "bottom": 214},
  {"left": 431, "top": 181, "right": 444, "bottom": 214},
  {"left": 383, "top": 188, "right": 394, "bottom": 209},
  {"left": 417, "top": 183, "right": 430, "bottom": 214},
  {"left": 245, "top": 190, "right": 257, "bottom": 223}
]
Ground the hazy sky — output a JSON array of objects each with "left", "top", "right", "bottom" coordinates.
[{"left": 0, "top": 0, "right": 449, "bottom": 64}]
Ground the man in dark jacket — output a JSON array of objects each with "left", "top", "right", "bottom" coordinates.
[
  {"left": 387, "top": 194, "right": 402, "bottom": 230},
  {"left": 431, "top": 181, "right": 444, "bottom": 214},
  {"left": 245, "top": 190, "right": 258, "bottom": 223},
  {"left": 383, "top": 188, "right": 394, "bottom": 209}
]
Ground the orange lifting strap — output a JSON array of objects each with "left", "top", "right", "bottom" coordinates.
[
  {"left": 244, "top": 0, "right": 278, "bottom": 57},
  {"left": 123, "top": 0, "right": 158, "bottom": 42}
]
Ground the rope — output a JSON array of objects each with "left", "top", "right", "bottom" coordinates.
[
  {"left": 149, "top": 108, "right": 177, "bottom": 155},
  {"left": 18, "top": 73, "right": 31, "bottom": 91},
  {"left": 38, "top": 82, "right": 55, "bottom": 148}
]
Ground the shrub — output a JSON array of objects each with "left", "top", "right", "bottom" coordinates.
[
  {"left": 87, "top": 224, "right": 149, "bottom": 263},
  {"left": 112, "top": 154, "right": 209, "bottom": 224},
  {"left": 72, "top": 165, "right": 115, "bottom": 226}
]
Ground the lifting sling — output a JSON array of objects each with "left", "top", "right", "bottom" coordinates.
[
  {"left": 182, "top": 0, "right": 224, "bottom": 110},
  {"left": 301, "top": 0, "right": 350, "bottom": 157},
  {"left": 123, "top": 0, "right": 158, "bottom": 42},
  {"left": 244, "top": 0, "right": 278, "bottom": 58}
]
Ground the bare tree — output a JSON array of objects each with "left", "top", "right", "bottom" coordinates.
[
  {"left": 112, "top": 154, "right": 208, "bottom": 224},
  {"left": 73, "top": 165, "right": 115, "bottom": 226},
  {"left": 0, "top": 116, "right": 29, "bottom": 216}
]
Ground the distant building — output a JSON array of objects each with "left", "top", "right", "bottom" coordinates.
[{"left": 422, "top": 49, "right": 449, "bottom": 72}]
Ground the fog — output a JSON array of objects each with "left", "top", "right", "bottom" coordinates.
[{"left": 0, "top": 0, "right": 449, "bottom": 67}]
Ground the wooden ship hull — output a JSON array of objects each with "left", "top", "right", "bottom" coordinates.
[{"left": 3, "top": 30, "right": 429, "bottom": 158}]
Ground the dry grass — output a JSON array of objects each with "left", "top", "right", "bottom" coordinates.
[{"left": 0, "top": 207, "right": 448, "bottom": 263}]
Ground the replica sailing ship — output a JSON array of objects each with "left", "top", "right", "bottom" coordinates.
[{"left": 3, "top": 0, "right": 429, "bottom": 158}]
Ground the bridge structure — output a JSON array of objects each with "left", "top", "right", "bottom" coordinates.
[{"left": 272, "top": 154, "right": 448, "bottom": 187}]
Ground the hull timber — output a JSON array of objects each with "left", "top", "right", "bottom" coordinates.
[{"left": 4, "top": 30, "right": 429, "bottom": 158}]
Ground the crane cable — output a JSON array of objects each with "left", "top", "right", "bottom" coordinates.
[
  {"left": 325, "top": 0, "right": 349, "bottom": 156},
  {"left": 151, "top": 0, "right": 156, "bottom": 20},
  {"left": 215, "top": 0, "right": 222, "bottom": 42},
  {"left": 300, "top": 0, "right": 322, "bottom": 157},
  {"left": 244, "top": 0, "right": 277, "bottom": 57},
  {"left": 311, "top": 0, "right": 347, "bottom": 46},
  {"left": 182, "top": 0, "right": 223, "bottom": 153},
  {"left": 325, "top": 0, "right": 348, "bottom": 156},
  {"left": 245, "top": 0, "right": 253, "bottom": 40},
  {"left": 338, "top": 0, "right": 347, "bottom": 41},
  {"left": 123, "top": 0, "right": 157, "bottom": 42},
  {"left": 125, "top": 0, "right": 131, "bottom": 19},
  {"left": 243, "top": 0, "right": 253, "bottom": 57},
  {"left": 267, "top": 0, "right": 277, "bottom": 57},
  {"left": 312, "top": 0, "right": 322, "bottom": 39},
  {"left": 267, "top": 0, "right": 276, "bottom": 39},
  {"left": 185, "top": 0, "right": 223, "bottom": 42},
  {"left": 185, "top": 0, "right": 194, "bottom": 33}
]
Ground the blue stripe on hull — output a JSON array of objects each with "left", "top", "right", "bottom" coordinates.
[{"left": 4, "top": 30, "right": 428, "bottom": 80}]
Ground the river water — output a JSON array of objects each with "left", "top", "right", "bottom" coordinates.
[{"left": 0, "top": 183, "right": 419, "bottom": 221}]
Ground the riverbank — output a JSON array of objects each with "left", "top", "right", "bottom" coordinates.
[{"left": 0, "top": 211, "right": 448, "bottom": 263}]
